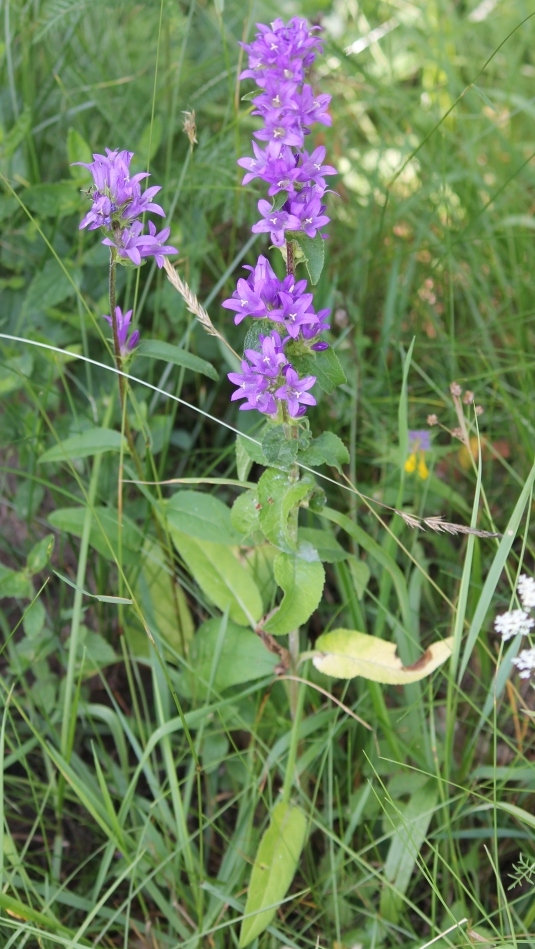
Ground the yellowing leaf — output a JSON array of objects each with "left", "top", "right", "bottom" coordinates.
[{"left": 313, "top": 629, "right": 452, "bottom": 683}]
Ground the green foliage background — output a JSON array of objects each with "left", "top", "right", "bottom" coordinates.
[{"left": 1, "top": 1, "right": 535, "bottom": 947}]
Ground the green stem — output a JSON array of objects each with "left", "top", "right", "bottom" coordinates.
[{"left": 281, "top": 660, "right": 307, "bottom": 804}]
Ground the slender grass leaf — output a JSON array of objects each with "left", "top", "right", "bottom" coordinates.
[
  {"left": 39, "top": 428, "right": 127, "bottom": 463},
  {"left": 321, "top": 507, "right": 412, "bottom": 629},
  {"left": 380, "top": 779, "right": 438, "bottom": 922},
  {"left": 459, "top": 454, "right": 535, "bottom": 681},
  {"left": 136, "top": 339, "right": 218, "bottom": 381},
  {"left": 48, "top": 506, "right": 140, "bottom": 565},
  {"left": 298, "top": 527, "right": 347, "bottom": 563}
]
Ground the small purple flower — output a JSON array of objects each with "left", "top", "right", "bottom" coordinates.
[
  {"left": 275, "top": 366, "right": 316, "bottom": 417},
  {"left": 289, "top": 190, "right": 330, "bottom": 238},
  {"left": 271, "top": 290, "right": 318, "bottom": 338},
  {"left": 244, "top": 332, "right": 287, "bottom": 376},
  {"left": 103, "top": 307, "right": 139, "bottom": 357},
  {"left": 102, "top": 219, "right": 177, "bottom": 268},
  {"left": 295, "top": 146, "right": 337, "bottom": 187},
  {"left": 227, "top": 363, "right": 277, "bottom": 414},
  {"left": 252, "top": 200, "right": 301, "bottom": 246},
  {"left": 142, "top": 221, "right": 179, "bottom": 268},
  {"left": 408, "top": 430, "right": 432, "bottom": 452}
]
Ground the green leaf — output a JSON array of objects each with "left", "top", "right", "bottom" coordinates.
[
  {"left": 48, "top": 507, "right": 141, "bottom": 565},
  {"left": 271, "top": 190, "right": 289, "bottom": 212},
  {"left": 237, "top": 433, "right": 268, "bottom": 468},
  {"left": 136, "top": 116, "right": 163, "bottom": 164},
  {"left": 22, "top": 598, "right": 46, "bottom": 638},
  {"left": 380, "top": 780, "right": 438, "bottom": 923},
  {"left": 264, "top": 553, "right": 325, "bottom": 635},
  {"left": 67, "top": 127, "right": 92, "bottom": 173},
  {"left": 242, "top": 544, "right": 278, "bottom": 612},
  {"left": 293, "top": 348, "right": 346, "bottom": 394},
  {"left": 299, "top": 431, "right": 349, "bottom": 472},
  {"left": 243, "top": 319, "right": 272, "bottom": 355},
  {"left": 39, "top": 428, "right": 127, "bottom": 464},
  {"left": 0, "top": 564, "right": 33, "bottom": 599},
  {"left": 23, "top": 259, "right": 78, "bottom": 317},
  {"left": 239, "top": 801, "right": 307, "bottom": 947},
  {"left": 0, "top": 353, "right": 33, "bottom": 396},
  {"left": 53, "top": 570, "right": 133, "bottom": 604},
  {"left": 257, "top": 469, "right": 315, "bottom": 553},
  {"left": 67, "top": 628, "right": 117, "bottom": 674},
  {"left": 164, "top": 490, "right": 241, "bottom": 544},
  {"left": 347, "top": 555, "right": 370, "bottom": 598},
  {"left": 231, "top": 489, "right": 261, "bottom": 537},
  {"left": 293, "top": 232, "right": 325, "bottom": 285},
  {"left": 313, "top": 629, "right": 453, "bottom": 683},
  {"left": 262, "top": 425, "right": 298, "bottom": 469},
  {"left": 136, "top": 339, "right": 218, "bottom": 381},
  {"left": 236, "top": 436, "right": 254, "bottom": 481},
  {"left": 1, "top": 106, "right": 32, "bottom": 159},
  {"left": 26, "top": 534, "right": 55, "bottom": 575},
  {"left": 167, "top": 529, "right": 263, "bottom": 626},
  {"left": 298, "top": 527, "right": 347, "bottom": 563},
  {"left": 24, "top": 182, "right": 80, "bottom": 217},
  {"left": 132, "top": 540, "right": 193, "bottom": 657},
  {"left": 180, "top": 617, "right": 278, "bottom": 699},
  {"left": 321, "top": 506, "right": 411, "bottom": 630}
]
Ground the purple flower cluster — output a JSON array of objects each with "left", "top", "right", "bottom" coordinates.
[
  {"left": 227, "top": 17, "right": 336, "bottom": 420},
  {"left": 238, "top": 17, "right": 336, "bottom": 244},
  {"left": 74, "top": 148, "right": 177, "bottom": 268},
  {"left": 228, "top": 330, "right": 316, "bottom": 418}
]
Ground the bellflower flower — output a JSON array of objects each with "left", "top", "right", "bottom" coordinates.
[
  {"left": 103, "top": 307, "right": 139, "bottom": 357},
  {"left": 74, "top": 147, "right": 177, "bottom": 267},
  {"left": 227, "top": 16, "right": 337, "bottom": 420}
]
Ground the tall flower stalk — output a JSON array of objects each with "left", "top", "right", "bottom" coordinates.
[
  {"left": 75, "top": 147, "right": 177, "bottom": 418},
  {"left": 225, "top": 16, "right": 337, "bottom": 427}
]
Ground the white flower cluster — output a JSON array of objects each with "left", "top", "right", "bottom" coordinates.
[
  {"left": 494, "top": 574, "right": 535, "bottom": 680},
  {"left": 512, "top": 647, "right": 535, "bottom": 679}
]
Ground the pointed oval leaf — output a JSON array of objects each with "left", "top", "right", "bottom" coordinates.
[
  {"left": 168, "top": 529, "right": 262, "bottom": 627},
  {"left": 181, "top": 617, "right": 278, "bottom": 699},
  {"left": 293, "top": 232, "right": 324, "bottom": 285},
  {"left": 313, "top": 628, "right": 453, "bottom": 683},
  {"left": 239, "top": 801, "right": 307, "bottom": 948},
  {"left": 165, "top": 490, "right": 241, "bottom": 545}
]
